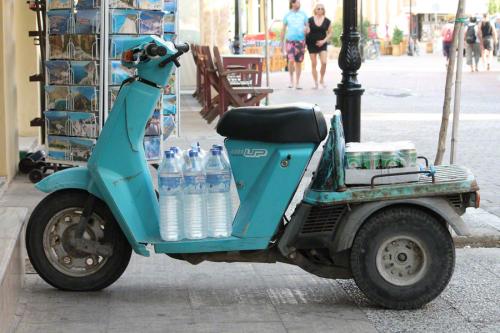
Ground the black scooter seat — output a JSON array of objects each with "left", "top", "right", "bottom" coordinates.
[{"left": 216, "top": 104, "right": 328, "bottom": 144}]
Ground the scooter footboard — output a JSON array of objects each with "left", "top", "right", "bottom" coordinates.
[{"left": 226, "top": 140, "right": 316, "bottom": 242}]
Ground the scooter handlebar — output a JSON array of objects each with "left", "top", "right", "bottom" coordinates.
[{"left": 174, "top": 43, "right": 190, "bottom": 54}]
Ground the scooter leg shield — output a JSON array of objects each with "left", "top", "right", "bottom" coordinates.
[{"left": 226, "top": 140, "right": 315, "bottom": 242}]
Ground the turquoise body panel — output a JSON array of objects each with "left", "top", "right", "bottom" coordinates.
[{"left": 34, "top": 35, "right": 319, "bottom": 255}]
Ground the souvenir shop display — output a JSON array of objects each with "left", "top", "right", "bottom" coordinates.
[{"left": 43, "top": 0, "right": 180, "bottom": 164}]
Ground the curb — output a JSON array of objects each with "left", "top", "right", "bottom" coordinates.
[
  {"left": 454, "top": 235, "right": 500, "bottom": 249},
  {"left": 0, "top": 207, "right": 28, "bottom": 333}
]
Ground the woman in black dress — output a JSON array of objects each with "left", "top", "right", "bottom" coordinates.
[{"left": 306, "top": 3, "right": 332, "bottom": 89}]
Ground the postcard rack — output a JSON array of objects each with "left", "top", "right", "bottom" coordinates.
[{"left": 40, "top": 0, "right": 179, "bottom": 165}]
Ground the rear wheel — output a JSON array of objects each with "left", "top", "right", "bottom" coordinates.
[
  {"left": 350, "top": 206, "right": 455, "bottom": 309},
  {"left": 26, "top": 190, "right": 132, "bottom": 291}
]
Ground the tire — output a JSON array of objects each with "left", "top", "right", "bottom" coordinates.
[
  {"left": 28, "top": 169, "right": 44, "bottom": 184},
  {"left": 350, "top": 206, "right": 455, "bottom": 310},
  {"left": 26, "top": 190, "right": 132, "bottom": 291}
]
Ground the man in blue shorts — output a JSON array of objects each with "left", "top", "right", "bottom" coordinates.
[{"left": 281, "top": 0, "right": 309, "bottom": 90}]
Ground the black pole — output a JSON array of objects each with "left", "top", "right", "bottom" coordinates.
[
  {"left": 334, "top": 0, "right": 364, "bottom": 143},
  {"left": 359, "top": 0, "right": 364, "bottom": 62},
  {"left": 233, "top": 0, "right": 241, "bottom": 54}
]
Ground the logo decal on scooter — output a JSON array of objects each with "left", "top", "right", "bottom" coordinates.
[{"left": 231, "top": 148, "right": 268, "bottom": 158}]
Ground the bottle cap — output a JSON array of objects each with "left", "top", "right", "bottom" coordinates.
[
  {"left": 188, "top": 149, "right": 198, "bottom": 158},
  {"left": 210, "top": 148, "right": 221, "bottom": 156},
  {"left": 170, "top": 147, "right": 179, "bottom": 154},
  {"left": 212, "top": 145, "right": 223, "bottom": 151},
  {"left": 164, "top": 150, "right": 174, "bottom": 159}
]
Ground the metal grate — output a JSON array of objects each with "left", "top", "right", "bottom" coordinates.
[
  {"left": 446, "top": 194, "right": 463, "bottom": 209},
  {"left": 301, "top": 205, "right": 347, "bottom": 234}
]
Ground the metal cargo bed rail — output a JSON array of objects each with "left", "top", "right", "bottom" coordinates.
[{"left": 304, "top": 165, "right": 479, "bottom": 205}]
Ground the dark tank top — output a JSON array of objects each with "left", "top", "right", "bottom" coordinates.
[{"left": 307, "top": 17, "right": 331, "bottom": 44}]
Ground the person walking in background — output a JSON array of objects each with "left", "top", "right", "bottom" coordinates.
[
  {"left": 441, "top": 21, "right": 454, "bottom": 66},
  {"left": 465, "top": 16, "right": 481, "bottom": 72},
  {"left": 306, "top": 3, "right": 332, "bottom": 89},
  {"left": 281, "top": 0, "right": 309, "bottom": 90},
  {"left": 479, "top": 13, "right": 497, "bottom": 71}
]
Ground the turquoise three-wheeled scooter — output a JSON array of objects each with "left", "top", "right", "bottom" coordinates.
[{"left": 26, "top": 36, "right": 480, "bottom": 309}]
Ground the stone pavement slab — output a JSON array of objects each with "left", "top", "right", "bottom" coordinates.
[{"left": 13, "top": 248, "right": 500, "bottom": 333}]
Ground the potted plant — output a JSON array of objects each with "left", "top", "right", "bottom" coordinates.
[{"left": 391, "top": 26, "right": 403, "bottom": 56}]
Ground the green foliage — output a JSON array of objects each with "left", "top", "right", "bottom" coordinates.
[
  {"left": 392, "top": 26, "right": 403, "bottom": 45},
  {"left": 331, "top": 20, "right": 343, "bottom": 47},
  {"left": 361, "top": 20, "right": 371, "bottom": 38},
  {"left": 488, "top": 0, "right": 500, "bottom": 14}
]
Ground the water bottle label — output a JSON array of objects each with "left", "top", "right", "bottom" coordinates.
[
  {"left": 206, "top": 174, "right": 231, "bottom": 192},
  {"left": 159, "top": 176, "right": 182, "bottom": 190},
  {"left": 184, "top": 175, "right": 206, "bottom": 190}
]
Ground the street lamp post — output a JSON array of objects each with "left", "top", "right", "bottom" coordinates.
[
  {"left": 334, "top": 0, "right": 364, "bottom": 143},
  {"left": 408, "top": 0, "right": 414, "bottom": 56},
  {"left": 233, "top": 0, "right": 241, "bottom": 54}
]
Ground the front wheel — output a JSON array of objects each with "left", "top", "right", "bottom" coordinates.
[
  {"left": 26, "top": 190, "right": 132, "bottom": 291},
  {"left": 350, "top": 206, "right": 455, "bottom": 309}
]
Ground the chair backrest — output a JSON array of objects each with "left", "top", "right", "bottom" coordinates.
[{"left": 212, "top": 46, "right": 226, "bottom": 76}]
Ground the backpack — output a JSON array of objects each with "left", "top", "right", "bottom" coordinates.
[
  {"left": 443, "top": 27, "right": 453, "bottom": 42},
  {"left": 466, "top": 25, "right": 476, "bottom": 44}
]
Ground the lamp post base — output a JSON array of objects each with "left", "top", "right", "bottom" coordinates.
[{"left": 335, "top": 86, "right": 364, "bottom": 143}]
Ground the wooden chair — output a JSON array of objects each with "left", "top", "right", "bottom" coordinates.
[
  {"left": 199, "top": 45, "right": 222, "bottom": 123},
  {"left": 212, "top": 46, "right": 273, "bottom": 119},
  {"left": 199, "top": 46, "right": 258, "bottom": 123},
  {"left": 190, "top": 44, "right": 205, "bottom": 104}
]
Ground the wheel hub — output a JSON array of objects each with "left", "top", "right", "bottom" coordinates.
[
  {"left": 43, "top": 208, "right": 109, "bottom": 277},
  {"left": 375, "top": 236, "right": 429, "bottom": 286}
]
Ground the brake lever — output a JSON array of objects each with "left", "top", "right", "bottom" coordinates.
[{"left": 173, "top": 59, "right": 181, "bottom": 68}]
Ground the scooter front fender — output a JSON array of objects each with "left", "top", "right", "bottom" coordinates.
[
  {"left": 35, "top": 167, "right": 102, "bottom": 198},
  {"left": 35, "top": 167, "right": 151, "bottom": 257}
]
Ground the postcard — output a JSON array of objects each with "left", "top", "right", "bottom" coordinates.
[
  {"left": 75, "top": 0, "right": 101, "bottom": 9},
  {"left": 69, "top": 137, "right": 96, "bottom": 161},
  {"left": 68, "top": 112, "right": 99, "bottom": 137},
  {"left": 163, "top": 13, "right": 175, "bottom": 33},
  {"left": 48, "top": 135, "right": 70, "bottom": 161},
  {"left": 73, "top": 34, "right": 99, "bottom": 60},
  {"left": 110, "top": 60, "right": 136, "bottom": 85},
  {"left": 46, "top": 61, "right": 71, "bottom": 85},
  {"left": 162, "top": 114, "right": 175, "bottom": 141},
  {"left": 137, "top": 0, "right": 163, "bottom": 11},
  {"left": 70, "top": 86, "right": 98, "bottom": 111},
  {"left": 109, "top": 0, "right": 135, "bottom": 9},
  {"left": 109, "top": 86, "right": 121, "bottom": 110},
  {"left": 49, "top": 35, "right": 70, "bottom": 59},
  {"left": 46, "top": 85, "right": 70, "bottom": 110},
  {"left": 47, "top": 0, "right": 72, "bottom": 10},
  {"left": 71, "top": 61, "right": 99, "bottom": 85},
  {"left": 75, "top": 9, "right": 101, "bottom": 34},
  {"left": 145, "top": 110, "right": 161, "bottom": 136},
  {"left": 143, "top": 136, "right": 161, "bottom": 160},
  {"left": 140, "top": 10, "right": 164, "bottom": 35},
  {"left": 48, "top": 10, "right": 71, "bottom": 35},
  {"left": 163, "top": 33, "right": 176, "bottom": 42},
  {"left": 110, "top": 9, "right": 139, "bottom": 34},
  {"left": 163, "top": 73, "right": 176, "bottom": 95},
  {"left": 163, "top": 0, "right": 176, "bottom": 13},
  {"left": 110, "top": 35, "right": 140, "bottom": 59},
  {"left": 162, "top": 94, "right": 176, "bottom": 115}
]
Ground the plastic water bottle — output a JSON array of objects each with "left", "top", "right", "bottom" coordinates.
[
  {"left": 169, "top": 146, "right": 184, "bottom": 170},
  {"left": 206, "top": 148, "right": 233, "bottom": 238},
  {"left": 212, "top": 144, "right": 230, "bottom": 167},
  {"left": 183, "top": 150, "right": 208, "bottom": 239},
  {"left": 159, "top": 151, "right": 183, "bottom": 241}
]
